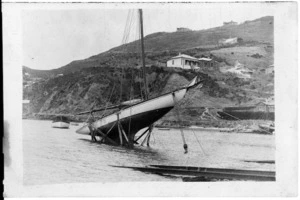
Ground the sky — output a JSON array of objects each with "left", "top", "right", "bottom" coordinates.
[{"left": 22, "top": 3, "right": 276, "bottom": 70}]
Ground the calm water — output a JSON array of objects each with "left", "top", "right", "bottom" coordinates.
[{"left": 23, "top": 119, "right": 275, "bottom": 185}]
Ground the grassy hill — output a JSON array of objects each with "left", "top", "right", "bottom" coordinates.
[
  {"left": 41, "top": 16, "right": 273, "bottom": 76},
  {"left": 110, "top": 16, "right": 273, "bottom": 52},
  {"left": 23, "top": 16, "right": 274, "bottom": 126}
]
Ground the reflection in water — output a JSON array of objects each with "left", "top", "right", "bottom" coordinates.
[{"left": 23, "top": 119, "right": 275, "bottom": 185}]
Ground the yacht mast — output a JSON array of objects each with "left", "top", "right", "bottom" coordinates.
[{"left": 139, "top": 9, "right": 148, "bottom": 100}]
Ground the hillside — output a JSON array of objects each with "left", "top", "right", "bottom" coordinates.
[
  {"left": 110, "top": 16, "right": 273, "bottom": 53},
  {"left": 23, "top": 16, "right": 274, "bottom": 126},
  {"left": 23, "top": 67, "right": 234, "bottom": 118},
  {"left": 43, "top": 16, "right": 273, "bottom": 76}
]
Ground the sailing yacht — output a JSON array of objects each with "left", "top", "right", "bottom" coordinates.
[{"left": 76, "top": 9, "right": 202, "bottom": 146}]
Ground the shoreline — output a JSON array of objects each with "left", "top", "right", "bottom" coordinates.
[
  {"left": 155, "top": 125, "right": 274, "bottom": 135},
  {"left": 22, "top": 118, "right": 274, "bottom": 135}
]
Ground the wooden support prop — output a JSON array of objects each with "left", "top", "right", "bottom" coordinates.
[
  {"left": 88, "top": 125, "right": 97, "bottom": 142},
  {"left": 141, "top": 132, "right": 150, "bottom": 146},
  {"left": 117, "top": 113, "right": 123, "bottom": 145},
  {"left": 118, "top": 125, "right": 123, "bottom": 145},
  {"left": 146, "top": 125, "right": 153, "bottom": 146},
  {"left": 134, "top": 127, "right": 151, "bottom": 143},
  {"left": 96, "top": 129, "right": 118, "bottom": 145},
  {"left": 119, "top": 122, "right": 129, "bottom": 143},
  {"left": 100, "top": 122, "right": 116, "bottom": 143},
  {"left": 146, "top": 133, "right": 151, "bottom": 146}
]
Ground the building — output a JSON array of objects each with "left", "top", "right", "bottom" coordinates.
[
  {"left": 198, "top": 57, "right": 214, "bottom": 68},
  {"left": 167, "top": 53, "right": 200, "bottom": 70},
  {"left": 177, "top": 27, "right": 191, "bottom": 32},
  {"left": 223, "top": 21, "right": 238, "bottom": 26}
]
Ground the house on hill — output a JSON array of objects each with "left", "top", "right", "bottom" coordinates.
[
  {"left": 198, "top": 57, "right": 214, "bottom": 68},
  {"left": 223, "top": 21, "right": 238, "bottom": 26},
  {"left": 167, "top": 53, "right": 200, "bottom": 70},
  {"left": 177, "top": 27, "right": 191, "bottom": 32}
]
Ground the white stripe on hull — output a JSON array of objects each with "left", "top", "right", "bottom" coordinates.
[
  {"left": 76, "top": 88, "right": 188, "bottom": 135},
  {"left": 52, "top": 121, "right": 70, "bottom": 129}
]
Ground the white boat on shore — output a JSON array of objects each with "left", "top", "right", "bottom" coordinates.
[
  {"left": 52, "top": 116, "right": 70, "bottom": 129},
  {"left": 76, "top": 77, "right": 200, "bottom": 138}
]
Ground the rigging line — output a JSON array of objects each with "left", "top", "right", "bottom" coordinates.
[
  {"left": 122, "top": 10, "right": 132, "bottom": 44},
  {"left": 119, "top": 10, "right": 131, "bottom": 104},
  {"left": 128, "top": 10, "right": 136, "bottom": 42},
  {"left": 126, "top": 10, "right": 134, "bottom": 43},
  {"left": 119, "top": 10, "right": 136, "bottom": 104},
  {"left": 102, "top": 83, "right": 116, "bottom": 117},
  {"left": 127, "top": 68, "right": 136, "bottom": 134},
  {"left": 125, "top": 10, "right": 133, "bottom": 43},
  {"left": 124, "top": 10, "right": 135, "bottom": 45},
  {"left": 121, "top": 13, "right": 128, "bottom": 44},
  {"left": 172, "top": 93, "right": 188, "bottom": 154},
  {"left": 185, "top": 153, "right": 190, "bottom": 166},
  {"left": 192, "top": 129, "right": 207, "bottom": 156},
  {"left": 133, "top": 10, "right": 143, "bottom": 99},
  {"left": 134, "top": 10, "right": 140, "bottom": 54}
]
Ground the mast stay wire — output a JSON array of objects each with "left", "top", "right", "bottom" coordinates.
[
  {"left": 119, "top": 10, "right": 136, "bottom": 103},
  {"left": 126, "top": 10, "right": 144, "bottom": 135},
  {"left": 97, "top": 9, "right": 133, "bottom": 136},
  {"left": 102, "top": 83, "right": 116, "bottom": 117},
  {"left": 192, "top": 129, "right": 207, "bottom": 156},
  {"left": 120, "top": 10, "right": 143, "bottom": 137}
]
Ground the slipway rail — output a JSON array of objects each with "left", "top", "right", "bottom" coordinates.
[{"left": 111, "top": 165, "right": 275, "bottom": 181}]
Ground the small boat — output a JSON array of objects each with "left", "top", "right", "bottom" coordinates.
[
  {"left": 258, "top": 123, "right": 274, "bottom": 134},
  {"left": 52, "top": 116, "right": 70, "bottom": 129}
]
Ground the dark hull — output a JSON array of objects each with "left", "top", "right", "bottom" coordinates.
[{"left": 96, "top": 106, "right": 173, "bottom": 143}]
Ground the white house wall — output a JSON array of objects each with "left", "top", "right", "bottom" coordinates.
[
  {"left": 167, "top": 58, "right": 183, "bottom": 68},
  {"left": 167, "top": 58, "right": 197, "bottom": 69}
]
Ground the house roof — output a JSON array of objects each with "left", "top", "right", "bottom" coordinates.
[
  {"left": 199, "top": 58, "right": 212, "bottom": 61},
  {"left": 171, "top": 54, "right": 198, "bottom": 61}
]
